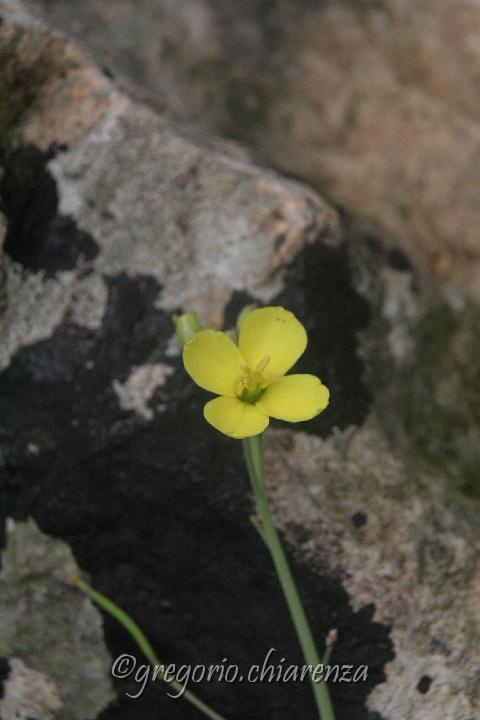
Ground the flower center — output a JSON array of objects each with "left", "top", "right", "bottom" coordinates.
[{"left": 236, "top": 355, "right": 273, "bottom": 403}]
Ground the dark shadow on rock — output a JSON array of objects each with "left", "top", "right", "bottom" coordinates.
[
  {"left": 0, "top": 145, "right": 98, "bottom": 276},
  {"left": 0, "top": 656, "right": 9, "bottom": 699}
]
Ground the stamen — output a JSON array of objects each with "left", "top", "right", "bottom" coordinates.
[
  {"left": 236, "top": 379, "right": 246, "bottom": 396},
  {"left": 255, "top": 355, "right": 271, "bottom": 373},
  {"left": 237, "top": 357, "right": 272, "bottom": 402}
]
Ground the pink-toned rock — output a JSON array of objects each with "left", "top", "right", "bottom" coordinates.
[
  {"left": 0, "top": 10, "right": 115, "bottom": 149},
  {"left": 23, "top": 0, "right": 480, "bottom": 290}
]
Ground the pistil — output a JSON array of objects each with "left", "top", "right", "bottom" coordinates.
[{"left": 236, "top": 355, "right": 272, "bottom": 403}]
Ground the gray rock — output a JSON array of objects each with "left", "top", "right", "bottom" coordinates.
[
  {"left": 0, "top": 658, "right": 63, "bottom": 720},
  {"left": 18, "top": 0, "right": 480, "bottom": 292},
  {"left": 0, "top": 519, "right": 115, "bottom": 719}
]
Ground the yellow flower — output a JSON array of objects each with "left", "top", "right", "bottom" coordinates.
[{"left": 182, "top": 306, "right": 330, "bottom": 439}]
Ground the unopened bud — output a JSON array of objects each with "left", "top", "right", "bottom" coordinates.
[{"left": 172, "top": 311, "right": 201, "bottom": 346}]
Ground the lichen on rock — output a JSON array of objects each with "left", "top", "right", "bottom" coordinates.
[{"left": 0, "top": 519, "right": 114, "bottom": 719}]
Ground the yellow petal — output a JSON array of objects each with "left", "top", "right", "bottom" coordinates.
[
  {"left": 256, "top": 374, "right": 329, "bottom": 422},
  {"left": 239, "top": 306, "right": 307, "bottom": 377},
  {"left": 183, "top": 329, "right": 245, "bottom": 396},
  {"left": 204, "top": 396, "right": 269, "bottom": 439}
]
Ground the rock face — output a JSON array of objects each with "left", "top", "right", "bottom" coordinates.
[
  {"left": 0, "top": 519, "right": 114, "bottom": 720},
  {"left": 0, "top": 2, "right": 479, "bottom": 720},
  {"left": 19, "top": 0, "right": 480, "bottom": 291}
]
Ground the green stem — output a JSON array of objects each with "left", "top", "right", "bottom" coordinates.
[
  {"left": 243, "top": 434, "right": 335, "bottom": 720},
  {"left": 72, "top": 576, "right": 227, "bottom": 720},
  {"left": 249, "top": 515, "right": 267, "bottom": 545}
]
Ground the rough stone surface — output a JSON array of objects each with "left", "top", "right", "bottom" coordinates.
[
  {"left": 0, "top": 1, "right": 116, "bottom": 151},
  {"left": 0, "top": 3, "right": 479, "bottom": 720},
  {"left": 267, "top": 426, "right": 480, "bottom": 720},
  {"left": 0, "top": 658, "right": 63, "bottom": 720},
  {"left": 47, "top": 101, "right": 335, "bottom": 325},
  {"left": 0, "top": 519, "right": 115, "bottom": 719},
  {"left": 21, "top": 0, "right": 480, "bottom": 291},
  {"left": 113, "top": 363, "right": 174, "bottom": 419}
]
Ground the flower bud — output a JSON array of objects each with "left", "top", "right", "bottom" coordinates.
[{"left": 172, "top": 311, "right": 201, "bottom": 346}]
